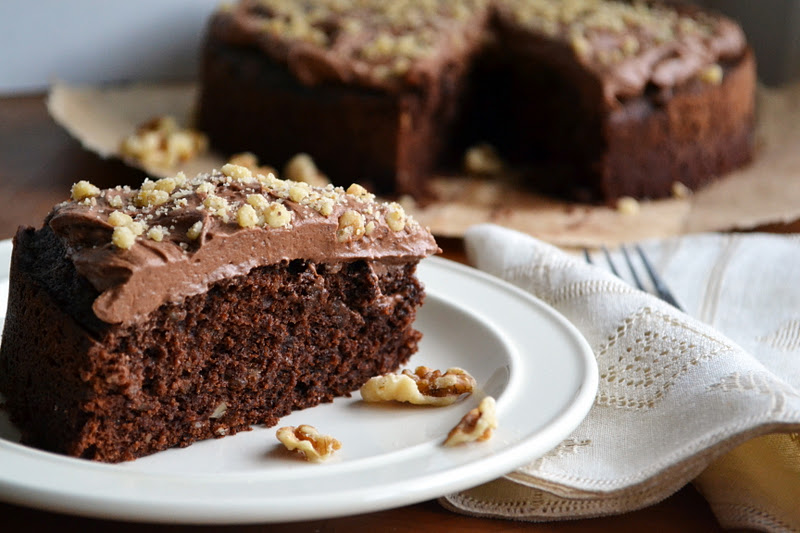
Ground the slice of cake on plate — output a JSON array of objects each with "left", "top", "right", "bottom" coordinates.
[{"left": 0, "top": 166, "right": 439, "bottom": 462}]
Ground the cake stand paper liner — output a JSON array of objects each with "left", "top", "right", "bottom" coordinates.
[{"left": 47, "top": 80, "right": 800, "bottom": 247}]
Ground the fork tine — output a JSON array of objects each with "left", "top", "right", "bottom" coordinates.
[
  {"left": 635, "top": 245, "right": 684, "bottom": 311},
  {"left": 620, "top": 246, "right": 645, "bottom": 292},
  {"left": 601, "top": 246, "right": 621, "bottom": 277}
]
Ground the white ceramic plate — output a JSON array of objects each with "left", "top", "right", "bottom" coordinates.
[{"left": 0, "top": 239, "right": 597, "bottom": 524}]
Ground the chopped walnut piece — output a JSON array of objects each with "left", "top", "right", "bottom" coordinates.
[
  {"left": 227, "top": 152, "right": 277, "bottom": 176},
  {"left": 284, "top": 153, "right": 330, "bottom": 187},
  {"left": 108, "top": 195, "right": 124, "bottom": 208},
  {"left": 112, "top": 226, "right": 136, "bottom": 250},
  {"left": 196, "top": 181, "right": 215, "bottom": 195},
  {"left": 187, "top": 220, "right": 203, "bottom": 240},
  {"left": 147, "top": 226, "right": 167, "bottom": 242},
  {"left": 464, "top": 143, "right": 504, "bottom": 175},
  {"left": 360, "top": 366, "right": 476, "bottom": 406},
  {"left": 288, "top": 182, "right": 311, "bottom": 203},
  {"left": 119, "top": 115, "right": 207, "bottom": 169},
  {"left": 346, "top": 183, "right": 374, "bottom": 201},
  {"left": 699, "top": 64, "right": 723, "bottom": 85},
  {"left": 71, "top": 180, "right": 100, "bottom": 201},
  {"left": 237, "top": 204, "right": 259, "bottom": 228},
  {"left": 221, "top": 163, "right": 254, "bottom": 182},
  {"left": 616, "top": 196, "right": 640, "bottom": 215},
  {"left": 337, "top": 210, "right": 366, "bottom": 242},
  {"left": 276, "top": 425, "right": 341, "bottom": 462},
  {"left": 264, "top": 202, "right": 292, "bottom": 228},
  {"left": 444, "top": 396, "right": 498, "bottom": 447},
  {"left": 108, "top": 210, "right": 133, "bottom": 228},
  {"left": 134, "top": 189, "right": 170, "bottom": 208},
  {"left": 671, "top": 181, "right": 692, "bottom": 199},
  {"left": 385, "top": 202, "right": 407, "bottom": 232}
]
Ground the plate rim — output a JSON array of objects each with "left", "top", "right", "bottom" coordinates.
[{"left": 0, "top": 243, "right": 598, "bottom": 524}]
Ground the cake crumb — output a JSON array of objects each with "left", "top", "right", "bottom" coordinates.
[
  {"left": 444, "top": 396, "right": 498, "bottom": 446},
  {"left": 616, "top": 196, "right": 640, "bottom": 215},
  {"left": 276, "top": 425, "right": 341, "bottom": 462}
]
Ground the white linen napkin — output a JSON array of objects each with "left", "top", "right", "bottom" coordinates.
[{"left": 441, "top": 225, "right": 800, "bottom": 531}]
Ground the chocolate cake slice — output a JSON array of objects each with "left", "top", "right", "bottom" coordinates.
[
  {"left": 0, "top": 166, "right": 439, "bottom": 462},
  {"left": 196, "top": 0, "right": 755, "bottom": 203}
]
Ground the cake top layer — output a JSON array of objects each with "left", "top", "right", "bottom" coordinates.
[
  {"left": 48, "top": 166, "right": 439, "bottom": 324},
  {"left": 213, "top": 0, "right": 746, "bottom": 104}
]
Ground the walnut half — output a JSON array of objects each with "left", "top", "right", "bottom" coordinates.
[
  {"left": 276, "top": 425, "right": 341, "bottom": 462},
  {"left": 444, "top": 396, "right": 498, "bottom": 447},
  {"left": 360, "top": 366, "right": 477, "bottom": 406}
]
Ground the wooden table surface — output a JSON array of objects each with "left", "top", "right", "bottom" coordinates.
[{"left": 0, "top": 94, "right": 771, "bottom": 532}]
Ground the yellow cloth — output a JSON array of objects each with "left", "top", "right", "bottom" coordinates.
[{"left": 695, "top": 433, "right": 800, "bottom": 532}]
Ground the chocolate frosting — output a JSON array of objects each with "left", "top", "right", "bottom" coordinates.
[
  {"left": 48, "top": 171, "right": 439, "bottom": 325},
  {"left": 211, "top": 0, "right": 747, "bottom": 106}
]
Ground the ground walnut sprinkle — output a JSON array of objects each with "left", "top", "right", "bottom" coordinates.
[{"left": 66, "top": 169, "right": 421, "bottom": 251}]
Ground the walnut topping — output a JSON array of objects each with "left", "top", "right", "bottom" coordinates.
[
  {"left": 444, "top": 396, "right": 498, "bottom": 446},
  {"left": 203, "top": 194, "right": 230, "bottom": 222},
  {"left": 616, "top": 196, "right": 640, "bottom": 215},
  {"left": 187, "top": 220, "right": 203, "bottom": 240},
  {"left": 119, "top": 115, "right": 207, "bottom": 169},
  {"left": 464, "top": 143, "right": 504, "bottom": 175},
  {"left": 108, "top": 195, "right": 124, "bottom": 208},
  {"left": 671, "top": 181, "right": 692, "bottom": 199},
  {"left": 227, "top": 152, "right": 277, "bottom": 177},
  {"left": 196, "top": 181, "right": 215, "bottom": 195},
  {"left": 108, "top": 210, "right": 145, "bottom": 248},
  {"left": 360, "top": 366, "right": 477, "bottom": 406},
  {"left": 346, "top": 183, "right": 374, "bottom": 201},
  {"left": 264, "top": 202, "right": 292, "bottom": 228},
  {"left": 221, "top": 163, "right": 254, "bottom": 182},
  {"left": 147, "top": 226, "right": 167, "bottom": 242},
  {"left": 384, "top": 202, "right": 407, "bottom": 232},
  {"left": 112, "top": 226, "right": 136, "bottom": 250},
  {"left": 284, "top": 153, "right": 329, "bottom": 187},
  {"left": 71, "top": 180, "right": 100, "bottom": 201},
  {"left": 699, "top": 63, "right": 723, "bottom": 85},
  {"left": 288, "top": 182, "right": 311, "bottom": 203},
  {"left": 134, "top": 189, "right": 170, "bottom": 208},
  {"left": 276, "top": 425, "right": 341, "bottom": 462},
  {"left": 237, "top": 204, "right": 259, "bottom": 228},
  {"left": 337, "top": 210, "right": 366, "bottom": 242},
  {"left": 108, "top": 210, "right": 134, "bottom": 228}
]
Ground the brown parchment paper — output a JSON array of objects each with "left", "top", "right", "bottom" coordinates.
[{"left": 47, "top": 80, "right": 800, "bottom": 247}]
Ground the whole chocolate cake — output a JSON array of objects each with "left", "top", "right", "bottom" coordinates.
[
  {"left": 0, "top": 166, "right": 439, "bottom": 462},
  {"left": 196, "top": 0, "right": 756, "bottom": 203}
]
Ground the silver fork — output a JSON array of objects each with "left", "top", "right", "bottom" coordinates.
[{"left": 583, "top": 245, "right": 684, "bottom": 311}]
